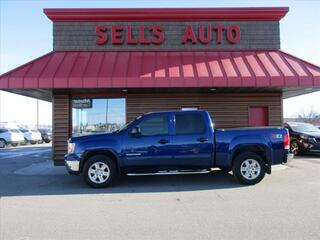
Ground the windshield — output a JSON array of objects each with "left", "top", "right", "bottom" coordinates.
[
  {"left": 9, "top": 129, "right": 21, "bottom": 133},
  {"left": 289, "top": 123, "right": 320, "bottom": 132}
]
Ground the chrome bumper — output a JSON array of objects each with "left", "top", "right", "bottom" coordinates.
[{"left": 65, "top": 160, "right": 80, "bottom": 172}]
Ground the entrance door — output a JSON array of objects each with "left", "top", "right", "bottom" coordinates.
[{"left": 249, "top": 106, "right": 269, "bottom": 127}]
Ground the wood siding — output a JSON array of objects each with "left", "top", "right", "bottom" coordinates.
[
  {"left": 52, "top": 94, "right": 70, "bottom": 162},
  {"left": 126, "top": 93, "right": 282, "bottom": 128},
  {"left": 52, "top": 92, "right": 282, "bottom": 162}
]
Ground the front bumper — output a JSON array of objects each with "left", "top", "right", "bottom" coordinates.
[
  {"left": 7, "top": 140, "right": 25, "bottom": 145},
  {"left": 299, "top": 139, "right": 320, "bottom": 152},
  {"left": 65, "top": 154, "right": 80, "bottom": 174},
  {"left": 65, "top": 160, "right": 80, "bottom": 173}
]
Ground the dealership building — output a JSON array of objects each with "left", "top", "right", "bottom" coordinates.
[{"left": 1, "top": 7, "right": 320, "bottom": 165}]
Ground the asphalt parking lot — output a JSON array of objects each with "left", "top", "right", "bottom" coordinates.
[{"left": 0, "top": 145, "right": 319, "bottom": 240}]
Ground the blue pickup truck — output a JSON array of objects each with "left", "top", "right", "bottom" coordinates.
[{"left": 65, "top": 110, "right": 291, "bottom": 188}]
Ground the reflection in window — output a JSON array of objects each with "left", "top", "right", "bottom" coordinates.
[
  {"left": 175, "top": 113, "right": 206, "bottom": 134},
  {"left": 72, "top": 98, "right": 126, "bottom": 136},
  {"left": 137, "top": 115, "right": 168, "bottom": 136}
]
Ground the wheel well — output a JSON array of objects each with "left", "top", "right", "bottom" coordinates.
[
  {"left": 81, "top": 150, "right": 120, "bottom": 174},
  {"left": 232, "top": 145, "right": 267, "bottom": 165}
]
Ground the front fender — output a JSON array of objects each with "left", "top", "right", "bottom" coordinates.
[{"left": 76, "top": 138, "right": 122, "bottom": 169}]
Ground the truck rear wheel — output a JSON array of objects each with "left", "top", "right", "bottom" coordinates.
[
  {"left": 83, "top": 155, "right": 117, "bottom": 188},
  {"left": 232, "top": 152, "right": 266, "bottom": 185}
]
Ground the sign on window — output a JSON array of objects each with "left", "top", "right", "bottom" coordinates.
[{"left": 72, "top": 99, "right": 92, "bottom": 109}]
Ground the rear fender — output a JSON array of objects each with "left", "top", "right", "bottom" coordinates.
[{"left": 228, "top": 135, "right": 273, "bottom": 173}]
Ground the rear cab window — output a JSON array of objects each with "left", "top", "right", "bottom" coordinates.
[{"left": 174, "top": 112, "right": 206, "bottom": 135}]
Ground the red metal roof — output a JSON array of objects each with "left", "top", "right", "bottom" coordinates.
[
  {"left": 44, "top": 7, "right": 289, "bottom": 22},
  {"left": 1, "top": 50, "right": 320, "bottom": 89}
]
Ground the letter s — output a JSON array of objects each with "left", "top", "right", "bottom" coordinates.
[
  {"left": 96, "top": 25, "right": 107, "bottom": 45},
  {"left": 150, "top": 25, "right": 164, "bottom": 45}
]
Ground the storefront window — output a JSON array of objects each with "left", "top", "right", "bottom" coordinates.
[{"left": 72, "top": 98, "right": 125, "bottom": 136}]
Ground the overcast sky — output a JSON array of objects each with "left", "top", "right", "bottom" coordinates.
[{"left": 0, "top": 0, "right": 320, "bottom": 125}]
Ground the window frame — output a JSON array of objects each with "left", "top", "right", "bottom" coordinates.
[{"left": 173, "top": 112, "right": 207, "bottom": 135}]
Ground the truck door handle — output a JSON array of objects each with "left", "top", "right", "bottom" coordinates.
[
  {"left": 158, "top": 139, "right": 169, "bottom": 144},
  {"left": 197, "top": 137, "right": 208, "bottom": 142}
]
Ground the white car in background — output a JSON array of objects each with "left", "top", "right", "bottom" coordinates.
[
  {"left": 20, "top": 129, "right": 43, "bottom": 144},
  {"left": 0, "top": 128, "right": 25, "bottom": 148}
]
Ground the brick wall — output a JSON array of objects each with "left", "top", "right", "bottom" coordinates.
[{"left": 53, "top": 21, "right": 280, "bottom": 51}]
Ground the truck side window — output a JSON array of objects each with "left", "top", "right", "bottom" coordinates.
[
  {"left": 175, "top": 113, "right": 206, "bottom": 134},
  {"left": 137, "top": 115, "right": 168, "bottom": 136}
]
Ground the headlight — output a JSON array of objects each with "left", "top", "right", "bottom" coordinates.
[
  {"left": 68, "top": 142, "right": 75, "bottom": 154},
  {"left": 300, "top": 135, "right": 310, "bottom": 140}
]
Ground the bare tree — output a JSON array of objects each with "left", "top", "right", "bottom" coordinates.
[{"left": 295, "top": 107, "right": 320, "bottom": 124}]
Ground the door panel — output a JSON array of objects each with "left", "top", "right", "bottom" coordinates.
[
  {"left": 249, "top": 106, "right": 269, "bottom": 127},
  {"left": 170, "top": 112, "right": 214, "bottom": 168},
  {"left": 122, "top": 114, "right": 173, "bottom": 170},
  {"left": 123, "top": 136, "right": 172, "bottom": 169}
]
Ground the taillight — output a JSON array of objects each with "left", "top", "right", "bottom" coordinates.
[{"left": 284, "top": 133, "right": 290, "bottom": 150}]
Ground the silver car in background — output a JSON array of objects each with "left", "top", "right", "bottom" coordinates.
[
  {"left": 20, "top": 129, "right": 43, "bottom": 144},
  {"left": 0, "top": 128, "right": 25, "bottom": 148}
]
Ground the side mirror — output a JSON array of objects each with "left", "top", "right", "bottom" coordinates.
[{"left": 131, "top": 127, "right": 141, "bottom": 137}]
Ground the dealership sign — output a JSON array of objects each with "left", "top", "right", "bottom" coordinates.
[
  {"left": 95, "top": 24, "right": 241, "bottom": 46},
  {"left": 72, "top": 99, "right": 92, "bottom": 109}
]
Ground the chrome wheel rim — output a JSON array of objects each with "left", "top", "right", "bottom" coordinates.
[
  {"left": 240, "top": 159, "right": 261, "bottom": 180},
  {"left": 88, "top": 162, "right": 110, "bottom": 184},
  {"left": 291, "top": 142, "right": 299, "bottom": 155}
]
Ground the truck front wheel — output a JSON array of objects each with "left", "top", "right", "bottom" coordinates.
[
  {"left": 232, "top": 152, "right": 266, "bottom": 185},
  {"left": 83, "top": 155, "right": 117, "bottom": 188}
]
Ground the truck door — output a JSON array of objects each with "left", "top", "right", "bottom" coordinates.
[
  {"left": 123, "top": 113, "right": 173, "bottom": 170},
  {"left": 171, "top": 112, "right": 214, "bottom": 168}
]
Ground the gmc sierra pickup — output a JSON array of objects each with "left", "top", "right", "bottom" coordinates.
[{"left": 65, "top": 110, "right": 291, "bottom": 188}]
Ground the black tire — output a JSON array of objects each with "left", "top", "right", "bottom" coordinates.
[
  {"left": 219, "top": 167, "right": 232, "bottom": 173},
  {"left": 44, "top": 140, "right": 51, "bottom": 143},
  {"left": 83, "top": 155, "right": 117, "bottom": 188},
  {"left": 232, "top": 152, "right": 266, "bottom": 185},
  {"left": 30, "top": 141, "right": 36, "bottom": 145},
  {"left": 290, "top": 140, "right": 300, "bottom": 156},
  {"left": 11, "top": 143, "right": 18, "bottom": 147},
  {"left": 0, "top": 139, "right": 6, "bottom": 148}
]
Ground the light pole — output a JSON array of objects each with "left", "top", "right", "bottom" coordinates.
[{"left": 36, "top": 99, "right": 39, "bottom": 129}]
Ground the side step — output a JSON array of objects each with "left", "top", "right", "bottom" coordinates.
[{"left": 127, "top": 169, "right": 212, "bottom": 176}]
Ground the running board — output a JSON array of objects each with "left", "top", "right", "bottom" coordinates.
[{"left": 127, "top": 169, "right": 212, "bottom": 176}]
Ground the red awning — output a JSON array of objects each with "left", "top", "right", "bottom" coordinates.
[{"left": 1, "top": 50, "right": 320, "bottom": 89}]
